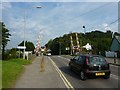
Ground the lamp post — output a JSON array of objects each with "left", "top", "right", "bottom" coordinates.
[
  {"left": 23, "top": 8, "right": 26, "bottom": 59},
  {"left": 83, "top": 26, "right": 86, "bottom": 34},
  {"left": 23, "top": 5, "right": 42, "bottom": 59},
  {"left": 82, "top": 25, "right": 86, "bottom": 54},
  {"left": 36, "top": 6, "right": 42, "bottom": 8}
]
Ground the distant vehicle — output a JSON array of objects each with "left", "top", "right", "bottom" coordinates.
[
  {"left": 69, "top": 54, "right": 110, "bottom": 80},
  {"left": 36, "top": 52, "right": 39, "bottom": 56},
  {"left": 47, "top": 53, "right": 51, "bottom": 56}
]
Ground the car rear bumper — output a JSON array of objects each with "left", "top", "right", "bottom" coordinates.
[{"left": 85, "top": 70, "right": 110, "bottom": 77}]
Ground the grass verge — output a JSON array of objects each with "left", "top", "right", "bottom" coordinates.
[
  {"left": 2, "top": 59, "right": 31, "bottom": 88},
  {"left": 0, "top": 60, "right": 2, "bottom": 89}
]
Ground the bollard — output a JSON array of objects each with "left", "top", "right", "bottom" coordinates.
[
  {"left": 40, "top": 56, "right": 45, "bottom": 72},
  {"left": 114, "top": 55, "right": 116, "bottom": 63}
]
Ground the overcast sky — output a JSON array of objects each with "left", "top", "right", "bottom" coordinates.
[{"left": 1, "top": 0, "right": 119, "bottom": 49}]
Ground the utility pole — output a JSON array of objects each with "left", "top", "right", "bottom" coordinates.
[
  {"left": 59, "top": 42, "right": 61, "bottom": 55},
  {"left": 23, "top": 8, "right": 26, "bottom": 59},
  {"left": 70, "top": 33, "right": 74, "bottom": 55},
  {"left": 83, "top": 26, "right": 86, "bottom": 34}
]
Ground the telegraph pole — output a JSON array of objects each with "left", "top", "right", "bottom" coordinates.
[
  {"left": 59, "top": 42, "right": 61, "bottom": 55},
  {"left": 83, "top": 26, "right": 86, "bottom": 34},
  {"left": 70, "top": 33, "right": 74, "bottom": 55}
]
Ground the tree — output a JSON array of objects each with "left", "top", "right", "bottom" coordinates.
[
  {"left": 45, "top": 39, "right": 53, "bottom": 49},
  {"left": 26, "top": 41, "right": 35, "bottom": 51},
  {"left": 0, "top": 22, "right": 2, "bottom": 54},
  {"left": 45, "top": 30, "right": 112, "bottom": 55},
  {"left": 18, "top": 41, "right": 35, "bottom": 52},
  {"left": 1, "top": 22, "right": 11, "bottom": 60}
]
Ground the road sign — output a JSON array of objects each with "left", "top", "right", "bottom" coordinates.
[{"left": 17, "top": 46, "right": 26, "bottom": 49}]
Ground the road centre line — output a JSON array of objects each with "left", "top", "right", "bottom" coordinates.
[{"left": 48, "top": 57, "right": 74, "bottom": 90}]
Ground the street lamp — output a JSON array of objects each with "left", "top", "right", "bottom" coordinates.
[
  {"left": 83, "top": 26, "right": 86, "bottom": 34},
  {"left": 36, "top": 6, "right": 42, "bottom": 8},
  {"left": 23, "top": 5, "right": 42, "bottom": 59},
  {"left": 23, "top": 8, "right": 26, "bottom": 59}
]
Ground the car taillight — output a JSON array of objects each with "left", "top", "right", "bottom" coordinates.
[{"left": 86, "top": 58, "right": 89, "bottom": 65}]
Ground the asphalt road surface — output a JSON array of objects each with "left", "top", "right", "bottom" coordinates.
[{"left": 50, "top": 55, "right": 119, "bottom": 89}]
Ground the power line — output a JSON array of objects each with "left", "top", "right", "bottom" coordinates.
[
  {"left": 77, "top": 3, "right": 111, "bottom": 17},
  {"left": 109, "top": 18, "right": 120, "bottom": 25},
  {"left": 42, "top": 2, "right": 112, "bottom": 31},
  {"left": 64, "top": 3, "right": 112, "bottom": 27}
]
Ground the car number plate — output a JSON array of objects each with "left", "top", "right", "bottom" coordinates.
[{"left": 95, "top": 73, "right": 105, "bottom": 76}]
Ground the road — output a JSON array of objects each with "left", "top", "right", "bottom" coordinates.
[{"left": 50, "top": 55, "right": 119, "bottom": 88}]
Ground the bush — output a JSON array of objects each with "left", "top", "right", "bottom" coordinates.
[{"left": 3, "top": 52, "right": 9, "bottom": 60}]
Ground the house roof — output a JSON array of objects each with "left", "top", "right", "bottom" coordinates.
[
  {"left": 115, "top": 36, "right": 120, "bottom": 44},
  {"left": 110, "top": 35, "right": 120, "bottom": 51}
]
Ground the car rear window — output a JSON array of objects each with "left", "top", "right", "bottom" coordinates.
[{"left": 88, "top": 56, "right": 107, "bottom": 65}]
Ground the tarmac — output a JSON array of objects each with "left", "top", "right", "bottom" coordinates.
[
  {"left": 105, "top": 58, "right": 120, "bottom": 66},
  {"left": 14, "top": 56, "right": 67, "bottom": 88}
]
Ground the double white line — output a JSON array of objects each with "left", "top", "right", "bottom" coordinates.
[{"left": 48, "top": 57, "right": 74, "bottom": 90}]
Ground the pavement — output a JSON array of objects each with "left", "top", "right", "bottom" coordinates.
[
  {"left": 14, "top": 56, "right": 67, "bottom": 88},
  {"left": 105, "top": 58, "right": 120, "bottom": 66}
]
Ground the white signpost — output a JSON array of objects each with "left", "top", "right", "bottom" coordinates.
[
  {"left": 17, "top": 46, "right": 26, "bottom": 49},
  {"left": 17, "top": 46, "right": 27, "bottom": 59}
]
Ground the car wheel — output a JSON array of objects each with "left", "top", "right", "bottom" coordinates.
[
  {"left": 80, "top": 71, "right": 86, "bottom": 80},
  {"left": 103, "top": 75, "right": 110, "bottom": 79}
]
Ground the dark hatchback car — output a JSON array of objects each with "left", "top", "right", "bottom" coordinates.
[{"left": 69, "top": 54, "right": 110, "bottom": 80}]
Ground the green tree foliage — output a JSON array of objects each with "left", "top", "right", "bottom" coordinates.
[
  {"left": 1, "top": 22, "right": 11, "bottom": 60},
  {"left": 45, "top": 39, "right": 53, "bottom": 49},
  {"left": 18, "top": 41, "right": 35, "bottom": 52},
  {"left": 45, "top": 30, "right": 113, "bottom": 55},
  {"left": 4, "top": 48, "right": 18, "bottom": 60},
  {"left": 0, "top": 22, "right": 2, "bottom": 52}
]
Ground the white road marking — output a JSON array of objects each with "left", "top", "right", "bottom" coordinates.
[
  {"left": 48, "top": 57, "right": 74, "bottom": 90},
  {"left": 110, "top": 74, "right": 119, "bottom": 80}
]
